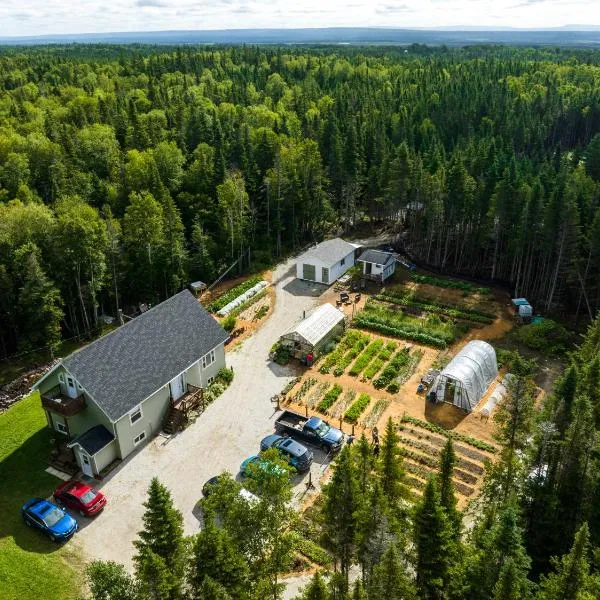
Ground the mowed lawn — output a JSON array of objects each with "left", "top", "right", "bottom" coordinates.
[{"left": 0, "top": 393, "right": 82, "bottom": 600}]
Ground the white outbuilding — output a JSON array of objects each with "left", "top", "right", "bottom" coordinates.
[
  {"left": 429, "top": 340, "right": 498, "bottom": 412},
  {"left": 296, "top": 238, "right": 359, "bottom": 285}
]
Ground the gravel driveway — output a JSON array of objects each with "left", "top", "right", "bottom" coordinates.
[{"left": 74, "top": 257, "right": 329, "bottom": 571}]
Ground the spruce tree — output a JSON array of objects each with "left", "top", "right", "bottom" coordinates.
[
  {"left": 367, "top": 544, "right": 417, "bottom": 600},
  {"left": 354, "top": 433, "right": 374, "bottom": 495},
  {"left": 134, "top": 478, "right": 184, "bottom": 599},
  {"left": 493, "top": 559, "right": 525, "bottom": 600},
  {"left": 536, "top": 523, "right": 600, "bottom": 600},
  {"left": 299, "top": 572, "right": 330, "bottom": 600},
  {"left": 413, "top": 477, "right": 454, "bottom": 599},
  {"left": 197, "top": 577, "right": 233, "bottom": 600},
  {"left": 378, "top": 418, "right": 408, "bottom": 505},
  {"left": 190, "top": 514, "right": 249, "bottom": 599},
  {"left": 323, "top": 447, "right": 361, "bottom": 581},
  {"left": 438, "top": 438, "right": 461, "bottom": 539}
]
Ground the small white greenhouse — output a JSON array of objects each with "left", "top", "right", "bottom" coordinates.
[{"left": 429, "top": 340, "right": 498, "bottom": 412}]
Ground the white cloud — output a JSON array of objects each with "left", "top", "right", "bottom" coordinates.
[{"left": 0, "top": 0, "right": 597, "bottom": 36}]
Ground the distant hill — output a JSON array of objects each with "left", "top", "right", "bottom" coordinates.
[{"left": 1, "top": 27, "right": 600, "bottom": 47}]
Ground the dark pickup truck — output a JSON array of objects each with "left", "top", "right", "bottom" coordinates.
[{"left": 275, "top": 410, "right": 344, "bottom": 453}]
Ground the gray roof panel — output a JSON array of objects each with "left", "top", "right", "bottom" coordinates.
[
  {"left": 62, "top": 290, "right": 228, "bottom": 421},
  {"left": 358, "top": 249, "right": 396, "bottom": 266},
  {"left": 70, "top": 425, "right": 115, "bottom": 455},
  {"left": 298, "top": 238, "right": 356, "bottom": 265}
]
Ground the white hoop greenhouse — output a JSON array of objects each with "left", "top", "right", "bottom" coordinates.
[{"left": 430, "top": 340, "right": 498, "bottom": 412}]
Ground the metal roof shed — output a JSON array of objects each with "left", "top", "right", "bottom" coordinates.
[
  {"left": 295, "top": 238, "right": 358, "bottom": 284},
  {"left": 280, "top": 303, "right": 345, "bottom": 359}
]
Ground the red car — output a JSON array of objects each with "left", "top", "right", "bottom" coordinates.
[{"left": 53, "top": 481, "right": 107, "bottom": 517}]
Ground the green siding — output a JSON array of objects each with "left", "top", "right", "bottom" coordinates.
[{"left": 93, "top": 439, "right": 118, "bottom": 473}]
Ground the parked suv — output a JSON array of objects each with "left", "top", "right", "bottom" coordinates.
[{"left": 259, "top": 434, "right": 313, "bottom": 473}]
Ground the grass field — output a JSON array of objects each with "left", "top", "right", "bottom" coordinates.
[{"left": 0, "top": 393, "right": 82, "bottom": 600}]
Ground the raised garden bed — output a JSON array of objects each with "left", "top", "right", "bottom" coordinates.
[
  {"left": 330, "top": 390, "right": 357, "bottom": 419},
  {"left": 400, "top": 415, "right": 498, "bottom": 454},
  {"left": 317, "top": 384, "right": 343, "bottom": 413},
  {"left": 363, "top": 398, "right": 390, "bottom": 428},
  {"left": 349, "top": 339, "right": 384, "bottom": 376},
  {"left": 306, "top": 382, "right": 330, "bottom": 409},
  {"left": 344, "top": 393, "right": 371, "bottom": 424},
  {"left": 409, "top": 273, "right": 490, "bottom": 295},
  {"left": 320, "top": 331, "right": 369, "bottom": 374},
  {"left": 208, "top": 275, "right": 263, "bottom": 312}
]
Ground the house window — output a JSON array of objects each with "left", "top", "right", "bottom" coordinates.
[
  {"left": 202, "top": 349, "right": 215, "bottom": 369},
  {"left": 207, "top": 376, "right": 215, "bottom": 386},
  {"left": 58, "top": 373, "right": 65, "bottom": 383},
  {"left": 130, "top": 406, "right": 143, "bottom": 425},
  {"left": 55, "top": 421, "right": 68, "bottom": 435},
  {"left": 133, "top": 431, "right": 146, "bottom": 446},
  {"left": 340, "top": 257, "right": 345, "bottom": 266}
]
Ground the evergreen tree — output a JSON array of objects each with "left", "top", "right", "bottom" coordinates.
[
  {"left": 438, "top": 438, "right": 461, "bottom": 538},
  {"left": 413, "top": 477, "right": 454, "bottom": 599},
  {"left": 197, "top": 577, "right": 233, "bottom": 600},
  {"left": 536, "top": 523, "right": 600, "bottom": 600},
  {"left": 134, "top": 478, "right": 184, "bottom": 599},
  {"left": 85, "top": 560, "right": 139, "bottom": 600},
  {"left": 367, "top": 544, "right": 417, "bottom": 600},
  {"left": 190, "top": 514, "right": 249, "bottom": 599},
  {"left": 323, "top": 447, "right": 361, "bottom": 581},
  {"left": 378, "top": 418, "right": 408, "bottom": 505},
  {"left": 299, "top": 572, "right": 330, "bottom": 600}
]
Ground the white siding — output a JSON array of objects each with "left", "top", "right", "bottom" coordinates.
[{"left": 296, "top": 250, "right": 355, "bottom": 284}]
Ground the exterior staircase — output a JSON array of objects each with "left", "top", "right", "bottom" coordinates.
[{"left": 162, "top": 405, "right": 185, "bottom": 435}]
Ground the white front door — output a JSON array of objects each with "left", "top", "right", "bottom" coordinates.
[
  {"left": 66, "top": 376, "right": 78, "bottom": 399},
  {"left": 170, "top": 374, "right": 185, "bottom": 401},
  {"left": 79, "top": 449, "right": 93, "bottom": 477}
]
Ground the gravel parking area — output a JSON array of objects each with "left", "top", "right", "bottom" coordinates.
[{"left": 73, "top": 258, "right": 330, "bottom": 569}]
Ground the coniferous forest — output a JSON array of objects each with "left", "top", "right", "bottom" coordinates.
[{"left": 1, "top": 44, "right": 600, "bottom": 357}]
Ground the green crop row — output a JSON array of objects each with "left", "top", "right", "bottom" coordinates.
[
  {"left": 363, "top": 358, "right": 385, "bottom": 380},
  {"left": 374, "top": 294, "right": 494, "bottom": 324},
  {"left": 378, "top": 341, "right": 398, "bottom": 361},
  {"left": 344, "top": 393, "right": 371, "bottom": 424},
  {"left": 317, "top": 384, "right": 343, "bottom": 412},
  {"left": 333, "top": 340, "right": 369, "bottom": 376},
  {"left": 320, "top": 331, "right": 369, "bottom": 374},
  {"left": 208, "top": 275, "right": 263, "bottom": 312},
  {"left": 373, "top": 348, "right": 410, "bottom": 389},
  {"left": 349, "top": 339, "right": 384, "bottom": 376},
  {"left": 410, "top": 273, "right": 490, "bottom": 295},
  {"left": 354, "top": 316, "right": 448, "bottom": 348},
  {"left": 400, "top": 415, "right": 498, "bottom": 454}
]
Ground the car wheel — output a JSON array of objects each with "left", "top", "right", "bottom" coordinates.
[{"left": 48, "top": 533, "right": 56, "bottom": 542}]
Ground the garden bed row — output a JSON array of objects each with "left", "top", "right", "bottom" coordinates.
[
  {"left": 374, "top": 293, "right": 495, "bottom": 324},
  {"left": 409, "top": 273, "right": 490, "bottom": 295},
  {"left": 403, "top": 458, "right": 475, "bottom": 497},
  {"left": 400, "top": 415, "right": 498, "bottom": 454},
  {"left": 208, "top": 275, "right": 264, "bottom": 312}
]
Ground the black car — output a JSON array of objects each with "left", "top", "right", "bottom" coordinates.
[{"left": 260, "top": 434, "right": 313, "bottom": 473}]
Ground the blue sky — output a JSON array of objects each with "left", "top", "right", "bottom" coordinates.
[{"left": 0, "top": 0, "right": 598, "bottom": 37}]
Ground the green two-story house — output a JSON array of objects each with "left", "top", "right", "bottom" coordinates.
[{"left": 33, "top": 290, "right": 229, "bottom": 478}]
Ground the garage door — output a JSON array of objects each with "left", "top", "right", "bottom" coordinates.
[{"left": 303, "top": 263, "right": 316, "bottom": 280}]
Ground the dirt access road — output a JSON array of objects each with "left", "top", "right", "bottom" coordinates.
[{"left": 73, "top": 257, "right": 328, "bottom": 572}]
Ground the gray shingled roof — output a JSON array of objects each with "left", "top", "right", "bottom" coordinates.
[
  {"left": 62, "top": 290, "right": 228, "bottom": 422},
  {"left": 70, "top": 425, "right": 115, "bottom": 455},
  {"left": 299, "top": 238, "right": 356, "bottom": 265},
  {"left": 358, "top": 249, "right": 396, "bottom": 266}
]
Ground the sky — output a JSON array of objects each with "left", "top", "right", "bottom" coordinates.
[{"left": 0, "top": 0, "right": 598, "bottom": 37}]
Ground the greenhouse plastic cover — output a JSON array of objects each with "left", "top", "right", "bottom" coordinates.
[
  {"left": 283, "top": 303, "right": 345, "bottom": 346},
  {"left": 433, "top": 340, "right": 498, "bottom": 412},
  {"left": 481, "top": 373, "right": 514, "bottom": 416},
  {"left": 217, "top": 281, "right": 268, "bottom": 316}
]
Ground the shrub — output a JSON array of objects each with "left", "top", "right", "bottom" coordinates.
[
  {"left": 514, "top": 319, "right": 570, "bottom": 355},
  {"left": 222, "top": 314, "right": 237, "bottom": 332},
  {"left": 386, "top": 382, "right": 400, "bottom": 393},
  {"left": 208, "top": 275, "right": 263, "bottom": 312},
  {"left": 216, "top": 367, "right": 234, "bottom": 386},
  {"left": 344, "top": 393, "right": 371, "bottom": 423},
  {"left": 288, "top": 531, "right": 333, "bottom": 567},
  {"left": 317, "top": 384, "right": 342, "bottom": 412},
  {"left": 273, "top": 345, "right": 292, "bottom": 365}
]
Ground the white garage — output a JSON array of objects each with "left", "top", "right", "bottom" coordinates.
[{"left": 296, "top": 238, "right": 359, "bottom": 285}]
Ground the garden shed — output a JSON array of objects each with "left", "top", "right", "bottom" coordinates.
[
  {"left": 429, "top": 340, "right": 498, "bottom": 412},
  {"left": 280, "top": 303, "right": 345, "bottom": 360},
  {"left": 295, "top": 238, "right": 359, "bottom": 284}
]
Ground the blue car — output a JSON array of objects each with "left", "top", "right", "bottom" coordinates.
[
  {"left": 22, "top": 498, "right": 78, "bottom": 542},
  {"left": 260, "top": 434, "right": 313, "bottom": 473},
  {"left": 240, "top": 455, "right": 287, "bottom": 479}
]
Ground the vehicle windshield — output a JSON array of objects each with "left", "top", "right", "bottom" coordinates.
[
  {"left": 80, "top": 490, "right": 97, "bottom": 504},
  {"left": 42, "top": 507, "right": 64, "bottom": 528},
  {"left": 314, "top": 421, "right": 330, "bottom": 437}
]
